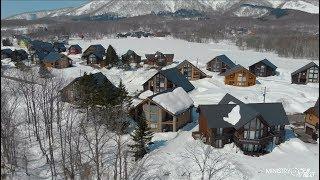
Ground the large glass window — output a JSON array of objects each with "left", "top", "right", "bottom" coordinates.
[
  {"left": 308, "top": 66, "right": 319, "bottom": 82},
  {"left": 237, "top": 73, "right": 246, "bottom": 86}
]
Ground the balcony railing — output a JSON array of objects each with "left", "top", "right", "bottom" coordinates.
[{"left": 233, "top": 135, "right": 273, "bottom": 145}]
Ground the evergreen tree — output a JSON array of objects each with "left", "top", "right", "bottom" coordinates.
[
  {"left": 115, "top": 80, "right": 130, "bottom": 106},
  {"left": 129, "top": 115, "right": 154, "bottom": 161},
  {"left": 105, "top": 45, "right": 119, "bottom": 67}
]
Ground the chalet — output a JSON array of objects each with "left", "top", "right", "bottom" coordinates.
[
  {"left": 144, "top": 51, "right": 174, "bottom": 67},
  {"left": 176, "top": 60, "right": 208, "bottom": 80},
  {"left": 31, "top": 51, "right": 47, "bottom": 64},
  {"left": 28, "top": 40, "right": 55, "bottom": 63},
  {"left": 53, "top": 42, "right": 67, "bottom": 53},
  {"left": 11, "top": 50, "right": 28, "bottom": 62},
  {"left": 206, "top": 55, "right": 236, "bottom": 74},
  {"left": 221, "top": 65, "right": 256, "bottom": 87},
  {"left": 42, "top": 52, "right": 72, "bottom": 69},
  {"left": 60, "top": 72, "right": 117, "bottom": 103},
  {"left": 249, "top": 59, "right": 277, "bottom": 77},
  {"left": 131, "top": 87, "right": 194, "bottom": 132},
  {"left": 304, "top": 98, "right": 319, "bottom": 139},
  {"left": 143, "top": 67, "right": 195, "bottom": 93},
  {"left": 68, "top": 44, "right": 82, "bottom": 55},
  {"left": 1, "top": 49, "right": 13, "bottom": 59},
  {"left": 291, "top": 62, "right": 319, "bottom": 84},
  {"left": 82, "top": 44, "right": 106, "bottom": 67},
  {"left": 193, "top": 94, "right": 289, "bottom": 155},
  {"left": 121, "top": 50, "right": 141, "bottom": 65}
]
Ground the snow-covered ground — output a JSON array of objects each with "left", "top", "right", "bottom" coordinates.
[
  {"left": 1, "top": 37, "right": 319, "bottom": 180},
  {"left": 50, "top": 37, "right": 319, "bottom": 114}
]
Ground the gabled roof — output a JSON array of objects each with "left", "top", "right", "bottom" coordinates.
[
  {"left": 86, "top": 44, "right": 106, "bottom": 52},
  {"left": 1, "top": 49, "right": 13, "bottom": 55},
  {"left": 209, "top": 55, "right": 236, "bottom": 68},
  {"left": 144, "top": 67, "right": 195, "bottom": 92},
  {"left": 88, "top": 52, "right": 104, "bottom": 60},
  {"left": 147, "top": 87, "right": 194, "bottom": 115},
  {"left": 145, "top": 51, "right": 174, "bottom": 59},
  {"left": 220, "top": 65, "right": 254, "bottom": 77},
  {"left": 218, "top": 93, "right": 245, "bottom": 104},
  {"left": 72, "top": 72, "right": 117, "bottom": 89},
  {"left": 177, "top": 60, "right": 208, "bottom": 77},
  {"left": 34, "top": 50, "right": 48, "bottom": 60},
  {"left": 199, "top": 102, "right": 289, "bottom": 129},
  {"left": 123, "top": 50, "right": 140, "bottom": 57},
  {"left": 251, "top": 59, "right": 277, "bottom": 70},
  {"left": 69, "top": 44, "right": 82, "bottom": 50},
  {"left": 43, "top": 52, "right": 62, "bottom": 62},
  {"left": 291, "top": 62, "right": 319, "bottom": 76}
]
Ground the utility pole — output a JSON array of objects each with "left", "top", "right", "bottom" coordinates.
[{"left": 263, "top": 86, "right": 267, "bottom": 103}]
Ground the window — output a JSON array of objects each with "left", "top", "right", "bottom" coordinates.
[
  {"left": 249, "top": 131, "right": 255, "bottom": 139},
  {"left": 216, "top": 140, "right": 222, "bottom": 148},
  {"left": 308, "top": 66, "right": 319, "bottom": 82},
  {"left": 150, "top": 123, "right": 157, "bottom": 129},
  {"left": 217, "top": 128, "right": 223, "bottom": 135},
  {"left": 260, "top": 65, "right": 265, "bottom": 73},
  {"left": 237, "top": 73, "right": 246, "bottom": 86},
  {"left": 150, "top": 114, "right": 158, "bottom": 122}
]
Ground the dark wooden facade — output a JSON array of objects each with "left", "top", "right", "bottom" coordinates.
[
  {"left": 177, "top": 60, "right": 208, "bottom": 80},
  {"left": 122, "top": 50, "right": 141, "bottom": 65},
  {"left": 249, "top": 61, "right": 276, "bottom": 77},
  {"left": 68, "top": 45, "right": 82, "bottom": 55},
  {"left": 206, "top": 56, "right": 235, "bottom": 73},
  {"left": 291, "top": 64, "right": 319, "bottom": 84},
  {"left": 144, "top": 52, "right": 174, "bottom": 67},
  {"left": 42, "top": 54, "right": 72, "bottom": 69},
  {"left": 194, "top": 112, "right": 286, "bottom": 155},
  {"left": 224, "top": 67, "right": 256, "bottom": 87},
  {"left": 304, "top": 103, "right": 319, "bottom": 138},
  {"left": 143, "top": 73, "right": 175, "bottom": 93}
]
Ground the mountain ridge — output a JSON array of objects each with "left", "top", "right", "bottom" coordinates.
[{"left": 5, "top": 0, "right": 319, "bottom": 20}]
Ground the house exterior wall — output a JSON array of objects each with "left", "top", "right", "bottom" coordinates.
[
  {"left": 177, "top": 61, "right": 206, "bottom": 80},
  {"left": 195, "top": 112, "right": 286, "bottom": 156},
  {"left": 68, "top": 47, "right": 81, "bottom": 55},
  {"left": 206, "top": 58, "right": 232, "bottom": 73},
  {"left": 43, "top": 58, "right": 72, "bottom": 69},
  {"left": 143, "top": 73, "right": 175, "bottom": 93},
  {"left": 292, "top": 66, "right": 319, "bottom": 84},
  {"left": 138, "top": 100, "right": 191, "bottom": 132},
  {"left": 304, "top": 109, "right": 319, "bottom": 136},
  {"left": 249, "top": 62, "right": 275, "bottom": 77},
  {"left": 224, "top": 69, "right": 256, "bottom": 87}
]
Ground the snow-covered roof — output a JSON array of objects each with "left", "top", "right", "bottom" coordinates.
[
  {"left": 223, "top": 105, "right": 241, "bottom": 125},
  {"left": 138, "top": 90, "right": 154, "bottom": 99},
  {"left": 150, "top": 87, "right": 193, "bottom": 115}
]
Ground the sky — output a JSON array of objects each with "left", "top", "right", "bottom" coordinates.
[{"left": 1, "top": 0, "right": 87, "bottom": 19}]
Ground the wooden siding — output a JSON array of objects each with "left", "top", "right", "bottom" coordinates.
[
  {"left": 143, "top": 73, "right": 175, "bottom": 93},
  {"left": 249, "top": 62, "right": 276, "bottom": 77},
  {"left": 206, "top": 58, "right": 232, "bottom": 73},
  {"left": 224, "top": 69, "right": 256, "bottom": 87},
  {"left": 177, "top": 61, "right": 207, "bottom": 80},
  {"left": 292, "top": 65, "right": 319, "bottom": 84},
  {"left": 137, "top": 99, "right": 191, "bottom": 132},
  {"left": 43, "top": 57, "right": 72, "bottom": 69}
]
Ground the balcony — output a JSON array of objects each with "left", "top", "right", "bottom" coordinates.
[{"left": 233, "top": 135, "right": 273, "bottom": 145}]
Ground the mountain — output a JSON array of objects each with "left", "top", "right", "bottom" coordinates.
[{"left": 5, "top": 0, "right": 319, "bottom": 20}]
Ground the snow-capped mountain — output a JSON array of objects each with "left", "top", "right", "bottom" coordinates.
[{"left": 5, "top": 0, "right": 319, "bottom": 20}]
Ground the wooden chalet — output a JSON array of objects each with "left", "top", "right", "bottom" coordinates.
[
  {"left": 53, "top": 42, "right": 67, "bottom": 53},
  {"left": 291, "top": 62, "right": 319, "bottom": 84},
  {"left": 68, "top": 44, "right": 82, "bottom": 55},
  {"left": 143, "top": 67, "right": 195, "bottom": 93},
  {"left": 1, "top": 49, "right": 13, "bottom": 60},
  {"left": 249, "top": 59, "right": 277, "bottom": 77},
  {"left": 144, "top": 51, "right": 174, "bottom": 67},
  {"left": 60, "top": 72, "right": 117, "bottom": 103},
  {"left": 206, "top": 55, "right": 236, "bottom": 74},
  {"left": 121, "top": 50, "right": 141, "bottom": 65},
  {"left": 82, "top": 44, "right": 106, "bottom": 67},
  {"left": 221, "top": 65, "right": 256, "bottom": 87},
  {"left": 176, "top": 60, "right": 208, "bottom": 80},
  {"left": 304, "top": 98, "right": 319, "bottom": 139},
  {"left": 42, "top": 52, "right": 72, "bottom": 69},
  {"left": 131, "top": 87, "right": 194, "bottom": 132},
  {"left": 193, "top": 94, "right": 289, "bottom": 155}
]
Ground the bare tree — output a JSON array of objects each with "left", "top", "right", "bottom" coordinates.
[{"left": 180, "top": 140, "right": 235, "bottom": 180}]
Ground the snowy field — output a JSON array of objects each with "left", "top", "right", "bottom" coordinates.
[
  {"left": 50, "top": 37, "right": 319, "bottom": 114},
  {"left": 1, "top": 37, "right": 319, "bottom": 180}
]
